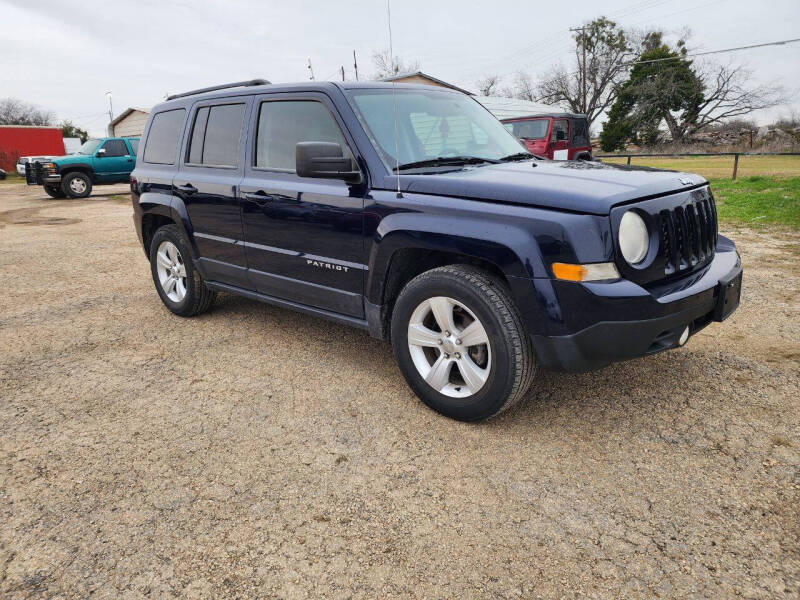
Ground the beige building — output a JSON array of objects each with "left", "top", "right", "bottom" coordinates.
[
  {"left": 108, "top": 108, "right": 150, "bottom": 137},
  {"left": 380, "top": 71, "right": 474, "bottom": 95}
]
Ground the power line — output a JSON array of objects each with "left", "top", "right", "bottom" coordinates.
[
  {"left": 424, "top": 0, "right": 673, "bottom": 79},
  {"left": 625, "top": 37, "right": 800, "bottom": 66}
]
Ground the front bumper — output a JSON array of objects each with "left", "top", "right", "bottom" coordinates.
[
  {"left": 25, "top": 162, "right": 61, "bottom": 186},
  {"left": 531, "top": 235, "right": 742, "bottom": 372}
]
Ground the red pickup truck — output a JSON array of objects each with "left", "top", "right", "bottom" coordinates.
[{"left": 501, "top": 113, "right": 592, "bottom": 161}]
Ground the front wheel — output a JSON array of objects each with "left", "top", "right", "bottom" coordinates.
[
  {"left": 149, "top": 224, "right": 216, "bottom": 317},
  {"left": 62, "top": 172, "right": 92, "bottom": 198},
  {"left": 391, "top": 265, "right": 536, "bottom": 421}
]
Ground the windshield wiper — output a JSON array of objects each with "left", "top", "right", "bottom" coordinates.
[
  {"left": 394, "top": 156, "right": 500, "bottom": 171},
  {"left": 499, "top": 152, "right": 538, "bottom": 162}
]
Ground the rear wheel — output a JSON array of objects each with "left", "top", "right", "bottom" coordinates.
[
  {"left": 44, "top": 184, "right": 66, "bottom": 198},
  {"left": 62, "top": 172, "right": 92, "bottom": 198},
  {"left": 149, "top": 224, "right": 216, "bottom": 317},
  {"left": 391, "top": 265, "right": 536, "bottom": 421}
]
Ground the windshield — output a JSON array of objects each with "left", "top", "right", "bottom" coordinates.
[
  {"left": 77, "top": 139, "right": 101, "bottom": 155},
  {"left": 504, "top": 119, "right": 549, "bottom": 140},
  {"left": 347, "top": 88, "right": 526, "bottom": 170}
]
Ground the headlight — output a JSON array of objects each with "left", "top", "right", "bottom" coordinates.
[{"left": 618, "top": 211, "right": 649, "bottom": 264}]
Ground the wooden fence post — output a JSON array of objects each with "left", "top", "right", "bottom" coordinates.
[
  {"left": 626, "top": 155, "right": 631, "bottom": 166},
  {"left": 732, "top": 154, "right": 739, "bottom": 181}
]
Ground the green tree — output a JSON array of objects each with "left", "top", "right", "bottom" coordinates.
[
  {"left": 600, "top": 33, "right": 703, "bottom": 150},
  {"left": 60, "top": 120, "right": 89, "bottom": 143}
]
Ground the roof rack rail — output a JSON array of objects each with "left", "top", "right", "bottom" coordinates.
[{"left": 166, "top": 79, "right": 271, "bottom": 101}]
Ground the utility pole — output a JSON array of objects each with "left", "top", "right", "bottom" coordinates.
[
  {"left": 341, "top": 66, "right": 345, "bottom": 81},
  {"left": 353, "top": 50, "right": 359, "bottom": 81},
  {"left": 307, "top": 58, "right": 315, "bottom": 81},
  {"left": 569, "top": 26, "right": 588, "bottom": 114},
  {"left": 105, "top": 91, "right": 114, "bottom": 123}
]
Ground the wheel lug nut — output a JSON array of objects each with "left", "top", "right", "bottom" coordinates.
[
  {"left": 443, "top": 353, "right": 449, "bottom": 358},
  {"left": 456, "top": 339, "right": 462, "bottom": 345},
  {"left": 437, "top": 339, "right": 443, "bottom": 345},
  {"left": 444, "top": 330, "right": 450, "bottom": 336},
  {"left": 454, "top": 352, "right": 461, "bottom": 359}
]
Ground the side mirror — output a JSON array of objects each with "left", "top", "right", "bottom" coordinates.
[
  {"left": 96, "top": 148, "right": 106, "bottom": 157},
  {"left": 296, "top": 142, "right": 360, "bottom": 183}
]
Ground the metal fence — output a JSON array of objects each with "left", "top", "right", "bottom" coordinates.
[{"left": 594, "top": 152, "right": 800, "bottom": 180}]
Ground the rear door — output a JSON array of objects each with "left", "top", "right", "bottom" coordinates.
[
  {"left": 551, "top": 119, "right": 569, "bottom": 160},
  {"left": 239, "top": 92, "right": 365, "bottom": 317},
  {"left": 95, "top": 139, "right": 134, "bottom": 181},
  {"left": 174, "top": 99, "right": 251, "bottom": 288}
]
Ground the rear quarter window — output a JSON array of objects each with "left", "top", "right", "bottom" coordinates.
[
  {"left": 128, "top": 139, "right": 140, "bottom": 156},
  {"left": 143, "top": 109, "right": 186, "bottom": 165}
]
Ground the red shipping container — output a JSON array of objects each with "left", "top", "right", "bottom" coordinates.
[{"left": 0, "top": 126, "right": 66, "bottom": 171}]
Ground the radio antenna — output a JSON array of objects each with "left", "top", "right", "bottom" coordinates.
[{"left": 386, "top": 0, "right": 403, "bottom": 198}]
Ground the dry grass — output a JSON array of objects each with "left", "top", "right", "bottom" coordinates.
[{"left": 600, "top": 154, "right": 800, "bottom": 180}]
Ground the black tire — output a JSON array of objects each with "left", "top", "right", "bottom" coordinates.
[
  {"left": 391, "top": 265, "right": 537, "bottom": 421},
  {"left": 61, "top": 172, "right": 92, "bottom": 198},
  {"left": 149, "top": 224, "right": 216, "bottom": 317},
  {"left": 44, "top": 184, "right": 66, "bottom": 198}
]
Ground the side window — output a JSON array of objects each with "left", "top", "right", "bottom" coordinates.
[
  {"left": 186, "top": 103, "right": 245, "bottom": 167},
  {"left": 570, "top": 120, "right": 589, "bottom": 147},
  {"left": 102, "top": 139, "right": 128, "bottom": 157},
  {"left": 127, "top": 139, "right": 139, "bottom": 156},
  {"left": 143, "top": 109, "right": 186, "bottom": 165},
  {"left": 552, "top": 119, "right": 569, "bottom": 144},
  {"left": 255, "top": 100, "right": 350, "bottom": 171}
]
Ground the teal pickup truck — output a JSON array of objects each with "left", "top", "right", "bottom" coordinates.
[{"left": 26, "top": 137, "right": 139, "bottom": 198}]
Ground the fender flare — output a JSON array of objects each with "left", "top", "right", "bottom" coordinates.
[
  {"left": 58, "top": 164, "right": 94, "bottom": 180},
  {"left": 365, "top": 211, "right": 546, "bottom": 305},
  {"left": 138, "top": 191, "right": 199, "bottom": 260}
]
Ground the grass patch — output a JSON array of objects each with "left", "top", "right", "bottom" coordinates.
[
  {"left": 709, "top": 176, "right": 800, "bottom": 230},
  {"left": 602, "top": 154, "right": 800, "bottom": 180},
  {"left": 0, "top": 172, "right": 24, "bottom": 184}
]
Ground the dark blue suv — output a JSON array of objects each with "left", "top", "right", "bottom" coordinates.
[{"left": 131, "top": 79, "right": 742, "bottom": 421}]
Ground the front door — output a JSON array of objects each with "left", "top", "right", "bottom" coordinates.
[
  {"left": 239, "top": 93, "right": 365, "bottom": 317},
  {"left": 94, "top": 139, "right": 134, "bottom": 182},
  {"left": 174, "top": 100, "right": 250, "bottom": 288}
]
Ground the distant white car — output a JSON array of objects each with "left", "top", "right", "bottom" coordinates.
[{"left": 16, "top": 156, "right": 56, "bottom": 176}]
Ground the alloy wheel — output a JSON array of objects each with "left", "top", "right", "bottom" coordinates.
[
  {"left": 155, "top": 241, "right": 187, "bottom": 302},
  {"left": 407, "top": 296, "right": 491, "bottom": 398},
  {"left": 69, "top": 177, "right": 87, "bottom": 195}
]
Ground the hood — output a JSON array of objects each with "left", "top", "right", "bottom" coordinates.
[
  {"left": 401, "top": 160, "right": 707, "bottom": 215},
  {"left": 52, "top": 154, "right": 92, "bottom": 166}
]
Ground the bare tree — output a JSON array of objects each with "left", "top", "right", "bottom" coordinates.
[
  {"left": 371, "top": 49, "right": 420, "bottom": 79},
  {"left": 682, "top": 63, "right": 784, "bottom": 138},
  {"left": 0, "top": 98, "right": 55, "bottom": 126},
  {"left": 536, "top": 17, "right": 632, "bottom": 124},
  {"left": 508, "top": 72, "right": 537, "bottom": 101},
  {"left": 476, "top": 75, "right": 501, "bottom": 96}
]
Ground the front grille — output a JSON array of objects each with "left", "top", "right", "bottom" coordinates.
[
  {"left": 658, "top": 195, "right": 718, "bottom": 275},
  {"left": 25, "top": 161, "right": 45, "bottom": 185}
]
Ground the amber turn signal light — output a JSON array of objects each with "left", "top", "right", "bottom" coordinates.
[{"left": 552, "top": 262, "right": 620, "bottom": 282}]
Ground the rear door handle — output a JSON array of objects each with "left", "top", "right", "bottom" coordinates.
[
  {"left": 243, "top": 191, "right": 271, "bottom": 205},
  {"left": 176, "top": 183, "right": 197, "bottom": 194}
]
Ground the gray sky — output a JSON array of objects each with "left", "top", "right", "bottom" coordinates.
[{"left": 3, "top": 0, "right": 799, "bottom": 137}]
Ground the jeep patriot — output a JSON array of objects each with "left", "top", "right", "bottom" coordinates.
[{"left": 131, "top": 79, "right": 742, "bottom": 421}]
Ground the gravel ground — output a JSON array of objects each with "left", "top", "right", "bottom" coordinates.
[{"left": 0, "top": 182, "right": 798, "bottom": 599}]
